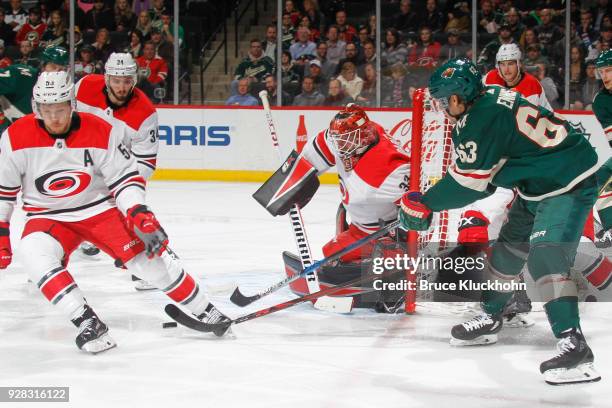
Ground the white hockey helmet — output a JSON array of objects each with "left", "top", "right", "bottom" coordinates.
[
  {"left": 104, "top": 52, "right": 138, "bottom": 89},
  {"left": 32, "top": 71, "right": 75, "bottom": 117},
  {"left": 496, "top": 43, "right": 522, "bottom": 67}
]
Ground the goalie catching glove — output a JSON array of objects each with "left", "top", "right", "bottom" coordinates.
[
  {"left": 0, "top": 222, "right": 11, "bottom": 269},
  {"left": 126, "top": 205, "right": 168, "bottom": 258},
  {"left": 399, "top": 191, "right": 432, "bottom": 231}
]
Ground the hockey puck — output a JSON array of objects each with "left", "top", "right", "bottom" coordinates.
[{"left": 162, "top": 321, "right": 178, "bottom": 328}]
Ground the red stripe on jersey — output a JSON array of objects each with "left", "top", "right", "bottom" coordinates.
[
  {"left": 314, "top": 131, "right": 336, "bottom": 165},
  {"left": 452, "top": 167, "right": 493, "bottom": 179},
  {"left": 76, "top": 74, "right": 156, "bottom": 131},
  {"left": 582, "top": 211, "right": 595, "bottom": 241},
  {"left": 22, "top": 205, "right": 49, "bottom": 212},
  {"left": 40, "top": 270, "right": 74, "bottom": 301},
  {"left": 111, "top": 176, "right": 146, "bottom": 194},
  {"left": 165, "top": 273, "right": 196, "bottom": 303},
  {"left": 584, "top": 257, "right": 612, "bottom": 289},
  {"left": 0, "top": 190, "right": 18, "bottom": 196}
]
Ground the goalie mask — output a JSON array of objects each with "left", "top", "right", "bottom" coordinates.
[{"left": 327, "top": 104, "right": 377, "bottom": 171}]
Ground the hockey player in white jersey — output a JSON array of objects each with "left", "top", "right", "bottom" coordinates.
[
  {"left": 75, "top": 53, "right": 159, "bottom": 289},
  {"left": 0, "top": 72, "right": 230, "bottom": 353},
  {"left": 254, "top": 104, "right": 410, "bottom": 311}
]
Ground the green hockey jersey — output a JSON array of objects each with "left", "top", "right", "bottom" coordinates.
[
  {"left": 0, "top": 64, "right": 38, "bottom": 120},
  {"left": 593, "top": 88, "right": 612, "bottom": 144},
  {"left": 423, "top": 86, "right": 600, "bottom": 211}
]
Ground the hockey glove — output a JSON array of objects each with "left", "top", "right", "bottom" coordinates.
[
  {"left": 399, "top": 191, "right": 433, "bottom": 231},
  {"left": 126, "top": 205, "right": 168, "bottom": 259},
  {"left": 0, "top": 222, "right": 12, "bottom": 269},
  {"left": 458, "top": 210, "right": 490, "bottom": 244}
]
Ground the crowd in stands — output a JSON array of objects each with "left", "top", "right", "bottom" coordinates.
[
  {"left": 0, "top": 0, "right": 210, "bottom": 101},
  {"left": 227, "top": 0, "right": 612, "bottom": 110}
]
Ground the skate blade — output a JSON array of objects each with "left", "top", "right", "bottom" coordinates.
[
  {"left": 450, "top": 334, "right": 498, "bottom": 346},
  {"left": 504, "top": 313, "right": 535, "bottom": 328},
  {"left": 80, "top": 333, "right": 117, "bottom": 354},
  {"left": 543, "top": 363, "right": 601, "bottom": 385}
]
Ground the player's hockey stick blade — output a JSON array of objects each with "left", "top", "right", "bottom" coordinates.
[
  {"left": 229, "top": 220, "right": 400, "bottom": 307},
  {"left": 164, "top": 304, "right": 231, "bottom": 333},
  {"left": 231, "top": 263, "right": 406, "bottom": 326}
]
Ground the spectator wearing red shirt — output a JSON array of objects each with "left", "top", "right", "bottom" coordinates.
[
  {"left": 284, "top": 0, "right": 301, "bottom": 27},
  {"left": 335, "top": 10, "right": 357, "bottom": 43},
  {"left": 407, "top": 26, "right": 441, "bottom": 69},
  {"left": 15, "top": 7, "right": 46, "bottom": 47},
  {"left": 136, "top": 41, "right": 168, "bottom": 99}
]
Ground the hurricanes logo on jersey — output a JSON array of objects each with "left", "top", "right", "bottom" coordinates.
[
  {"left": 339, "top": 177, "right": 349, "bottom": 204},
  {"left": 35, "top": 169, "right": 92, "bottom": 198}
]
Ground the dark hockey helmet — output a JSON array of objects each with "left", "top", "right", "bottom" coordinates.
[
  {"left": 428, "top": 58, "right": 483, "bottom": 110},
  {"left": 41, "top": 45, "right": 69, "bottom": 71},
  {"left": 596, "top": 49, "right": 612, "bottom": 69},
  {"left": 327, "top": 103, "right": 377, "bottom": 171}
]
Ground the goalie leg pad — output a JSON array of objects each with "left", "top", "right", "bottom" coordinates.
[
  {"left": 253, "top": 150, "right": 320, "bottom": 216},
  {"left": 322, "top": 225, "right": 373, "bottom": 263}
]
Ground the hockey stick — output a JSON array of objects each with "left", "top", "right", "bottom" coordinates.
[
  {"left": 165, "top": 234, "right": 405, "bottom": 333},
  {"left": 247, "top": 90, "right": 352, "bottom": 313},
  {"left": 230, "top": 220, "right": 398, "bottom": 307}
]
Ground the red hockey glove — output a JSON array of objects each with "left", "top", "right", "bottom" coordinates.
[
  {"left": 458, "top": 210, "right": 489, "bottom": 244},
  {"left": 126, "top": 205, "right": 168, "bottom": 259},
  {"left": 399, "top": 191, "right": 433, "bottom": 231},
  {"left": 458, "top": 210, "right": 490, "bottom": 255},
  {"left": 0, "top": 222, "right": 12, "bottom": 269}
]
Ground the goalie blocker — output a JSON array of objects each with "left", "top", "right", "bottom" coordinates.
[{"left": 253, "top": 150, "right": 320, "bottom": 216}]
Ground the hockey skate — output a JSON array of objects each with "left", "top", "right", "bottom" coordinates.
[
  {"left": 198, "top": 303, "right": 232, "bottom": 337},
  {"left": 71, "top": 305, "right": 116, "bottom": 354},
  {"left": 502, "top": 289, "right": 535, "bottom": 328},
  {"left": 450, "top": 312, "right": 503, "bottom": 346},
  {"left": 79, "top": 241, "right": 100, "bottom": 256},
  {"left": 540, "top": 328, "right": 601, "bottom": 385}
]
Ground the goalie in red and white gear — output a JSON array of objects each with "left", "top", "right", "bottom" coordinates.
[
  {"left": 483, "top": 44, "right": 552, "bottom": 111},
  {"left": 254, "top": 104, "right": 410, "bottom": 311},
  {"left": 75, "top": 53, "right": 159, "bottom": 286},
  {"left": 0, "top": 72, "right": 229, "bottom": 354}
]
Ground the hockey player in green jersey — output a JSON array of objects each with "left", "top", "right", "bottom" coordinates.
[
  {"left": 594, "top": 49, "right": 612, "bottom": 145},
  {"left": 398, "top": 58, "right": 607, "bottom": 385},
  {"left": 0, "top": 46, "right": 68, "bottom": 122},
  {"left": 593, "top": 50, "right": 612, "bottom": 236}
]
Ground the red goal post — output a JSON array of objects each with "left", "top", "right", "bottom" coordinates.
[{"left": 405, "top": 88, "right": 456, "bottom": 313}]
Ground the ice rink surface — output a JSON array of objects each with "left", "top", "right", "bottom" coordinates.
[{"left": 1, "top": 181, "right": 611, "bottom": 408}]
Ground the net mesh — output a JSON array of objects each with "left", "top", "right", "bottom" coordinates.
[{"left": 404, "top": 89, "right": 474, "bottom": 314}]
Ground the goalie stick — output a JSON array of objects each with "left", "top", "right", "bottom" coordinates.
[
  {"left": 250, "top": 90, "right": 352, "bottom": 313},
  {"left": 165, "top": 252, "right": 405, "bottom": 333},
  {"left": 230, "top": 219, "right": 398, "bottom": 306}
]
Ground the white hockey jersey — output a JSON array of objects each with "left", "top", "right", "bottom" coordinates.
[
  {"left": 75, "top": 74, "right": 159, "bottom": 180},
  {"left": 483, "top": 69, "right": 552, "bottom": 111},
  {"left": 302, "top": 123, "right": 410, "bottom": 233},
  {"left": 0, "top": 112, "right": 146, "bottom": 223}
]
